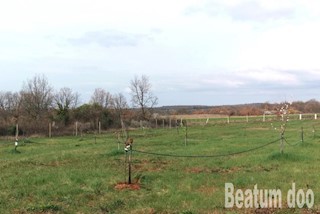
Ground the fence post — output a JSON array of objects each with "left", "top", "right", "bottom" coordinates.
[
  {"left": 301, "top": 127, "right": 304, "bottom": 143},
  {"left": 75, "top": 121, "right": 78, "bottom": 136},
  {"left": 49, "top": 122, "right": 52, "bottom": 138},
  {"left": 15, "top": 123, "right": 19, "bottom": 139},
  {"left": 299, "top": 114, "right": 302, "bottom": 120},
  {"left": 227, "top": 116, "right": 230, "bottom": 124},
  {"left": 15, "top": 139, "right": 19, "bottom": 152},
  {"left": 169, "top": 118, "right": 172, "bottom": 129},
  {"left": 315, "top": 114, "right": 318, "bottom": 120},
  {"left": 117, "top": 133, "right": 120, "bottom": 150},
  {"left": 176, "top": 122, "right": 179, "bottom": 134}
]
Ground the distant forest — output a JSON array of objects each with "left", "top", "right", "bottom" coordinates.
[
  {"left": 157, "top": 100, "right": 320, "bottom": 116},
  {"left": 1, "top": 74, "right": 320, "bottom": 137}
]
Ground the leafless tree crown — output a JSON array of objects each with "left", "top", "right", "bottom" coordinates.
[
  {"left": 129, "top": 75, "right": 158, "bottom": 119},
  {"left": 90, "top": 88, "right": 113, "bottom": 108},
  {"left": 112, "top": 93, "right": 128, "bottom": 118},
  {"left": 54, "top": 87, "right": 79, "bottom": 110},
  {"left": 20, "top": 74, "right": 53, "bottom": 120}
]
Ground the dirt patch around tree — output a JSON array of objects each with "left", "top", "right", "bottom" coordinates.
[{"left": 115, "top": 182, "right": 141, "bottom": 191}]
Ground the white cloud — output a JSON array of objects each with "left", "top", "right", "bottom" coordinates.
[
  {"left": 1, "top": 0, "right": 320, "bottom": 105},
  {"left": 237, "top": 69, "right": 300, "bottom": 85},
  {"left": 185, "top": 0, "right": 297, "bottom": 22},
  {"left": 235, "top": 21, "right": 320, "bottom": 71},
  {"left": 68, "top": 30, "right": 153, "bottom": 48}
]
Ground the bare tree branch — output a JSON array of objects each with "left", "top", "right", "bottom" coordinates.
[
  {"left": 54, "top": 87, "right": 80, "bottom": 125},
  {"left": 90, "top": 88, "right": 113, "bottom": 108},
  {"left": 129, "top": 75, "right": 158, "bottom": 120},
  {"left": 20, "top": 74, "right": 53, "bottom": 120}
]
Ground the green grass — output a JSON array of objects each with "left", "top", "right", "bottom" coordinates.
[{"left": 0, "top": 119, "right": 320, "bottom": 213}]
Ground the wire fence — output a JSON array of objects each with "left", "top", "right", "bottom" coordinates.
[
  {"left": 131, "top": 138, "right": 281, "bottom": 158},
  {"left": 284, "top": 138, "right": 302, "bottom": 147}
]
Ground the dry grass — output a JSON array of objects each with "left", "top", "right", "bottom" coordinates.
[{"left": 172, "top": 114, "right": 228, "bottom": 119}]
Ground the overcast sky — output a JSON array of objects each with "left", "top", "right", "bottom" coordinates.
[{"left": 1, "top": 0, "right": 320, "bottom": 106}]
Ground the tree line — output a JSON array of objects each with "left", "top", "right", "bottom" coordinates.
[
  {"left": 0, "top": 74, "right": 158, "bottom": 137},
  {"left": 187, "top": 100, "right": 320, "bottom": 116}
]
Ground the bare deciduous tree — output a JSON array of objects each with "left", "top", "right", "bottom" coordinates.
[
  {"left": 0, "top": 91, "right": 20, "bottom": 111},
  {"left": 112, "top": 93, "right": 128, "bottom": 121},
  {"left": 55, "top": 87, "right": 79, "bottom": 109},
  {"left": 112, "top": 93, "right": 129, "bottom": 139},
  {"left": 304, "top": 99, "right": 320, "bottom": 113},
  {"left": 90, "top": 88, "right": 113, "bottom": 108},
  {"left": 0, "top": 91, "right": 21, "bottom": 122},
  {"left": 129, "top": 75, "right": 158, "bottom": 119},
  {"left": 54, "top": 87, "right": 80, "bottom": 125},
  {"left": 20, "top": 74, "right": 53, "bottom": 121}
]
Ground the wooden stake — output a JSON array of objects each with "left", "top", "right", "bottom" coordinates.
[
  {"left": 117, "top": 132, "right": 120, "bottom": 150},
  {"left": 301, "top": 127, "right": 304, "bottom": 143},
  {"left": 121, "top": 119, "right": 128, "bottom": 139},
  {"left": 49, "top": 122, "right": 52, "bottom": 138},
  {"left": 15, "top": 123, "right": 19, "bottom": 152},
  {"left": 15, "top": 139, "right": 18, "bottom": 152},
  {"left": 75, "top": 121, "right": 78, "bottom": 136},
  {"left": 98, "top": 121, "right": 101, "bottom": 134},
  {"left": 15, "top": 123, "right": 19, "bottom": 139},
  {"left": 125, "top": 151, "right": 128, "bottom": 183},
  {"left": 128, "top": 145, "right": 132, "bottom": 184}
]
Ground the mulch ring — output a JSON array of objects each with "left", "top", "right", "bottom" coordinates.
[{"left": 115, "top": 182, "right": 141, "bottom": 191}]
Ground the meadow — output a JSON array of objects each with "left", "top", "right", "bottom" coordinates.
[{"left": 0, "top": 116, "right": 320, "bottom": 213}]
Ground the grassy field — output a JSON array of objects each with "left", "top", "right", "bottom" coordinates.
[{"left": 0, "top": 118, "right": 320, "bottom": 213}]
